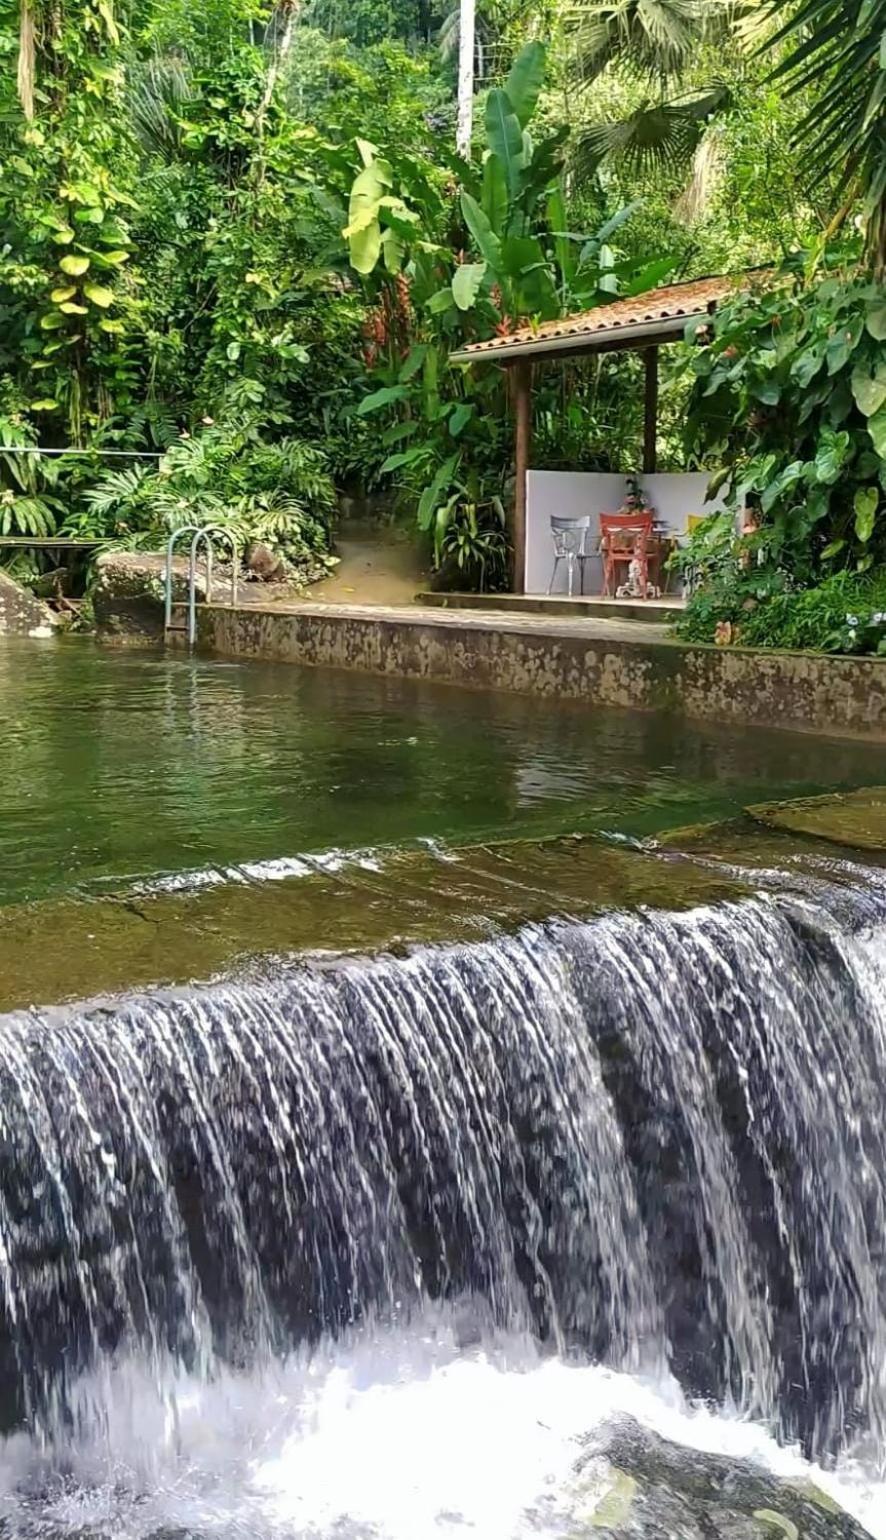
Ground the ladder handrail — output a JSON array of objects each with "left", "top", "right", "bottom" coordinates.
[
  {"left": 163, "top": 524, "right": 203, "bottom": 631},
  {"left": 187, "top": 525, "right": 239, "bottom": 646}
]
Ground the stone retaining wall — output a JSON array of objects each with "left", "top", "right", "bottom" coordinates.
[{"left": 192, "top": 603, "right": 886, "bottom": 740}]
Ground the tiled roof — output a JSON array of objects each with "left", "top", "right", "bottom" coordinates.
[{"left": 451, "top": 273, "right": 749, "bottom": 361}]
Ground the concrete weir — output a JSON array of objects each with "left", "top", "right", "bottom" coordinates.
[{"left": 186, "top": 600, "right": 886, "bottom": 741}]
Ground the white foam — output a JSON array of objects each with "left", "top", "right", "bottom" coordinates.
[
  {"left": 138, "top": 846, "right": 387, "bottom": 894},
  {"left": 0, "top": 1311, "right": 882, "bottom": 1539}
]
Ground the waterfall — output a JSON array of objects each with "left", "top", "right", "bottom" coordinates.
[{"left": 2, "top": 885, "right": 886, "bottom": 1463}]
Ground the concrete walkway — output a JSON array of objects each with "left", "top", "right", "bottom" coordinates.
[{"left": 209, "top": 598, "right": 673, "bottom": 645}]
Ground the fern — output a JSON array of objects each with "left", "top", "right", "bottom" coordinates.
[{"left": 0, "top": 494, "right": 60, "bottom": 538}]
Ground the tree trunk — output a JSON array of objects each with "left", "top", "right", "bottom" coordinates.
[
  {"left": 17, "top": 0, "right": 35, "bottom": 120},
  {"left": 456, "top": 0, "right": 475, "bottom": 159}
]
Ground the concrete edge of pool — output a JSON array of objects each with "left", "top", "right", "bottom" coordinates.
[{"left": 176, "top": 600, "right": 886, "bottom": 742}]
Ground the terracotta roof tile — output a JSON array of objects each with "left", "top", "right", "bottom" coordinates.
[{"left": 453, "top": 273, "right": 749, "bottom": 360}]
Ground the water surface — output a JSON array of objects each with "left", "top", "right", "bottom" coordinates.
[{"left": 2, "top": 638, "right": 883, "bottom": 904}]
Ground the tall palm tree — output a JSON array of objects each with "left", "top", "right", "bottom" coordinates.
[{"left": 766, "top": 0, "right": 886, "bottom": 275}]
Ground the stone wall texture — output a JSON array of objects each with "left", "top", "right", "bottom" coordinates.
[
  {"left": 0, "top": 570, "right": 57, "bottom": 637},
  {"left": 192, "top": 603, "right": 886, "bottom": 740}
]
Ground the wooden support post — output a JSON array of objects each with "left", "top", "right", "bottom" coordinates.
[
  {"left": 513, "top": 359, "right": 532, "bottom": 594},
  {"left": 643, "top": 346, "right": 659, "bottom": 474}
]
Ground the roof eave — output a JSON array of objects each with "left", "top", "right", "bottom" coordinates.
[{"left": 449, "top": 311, "right": 705, "bottom": 366}]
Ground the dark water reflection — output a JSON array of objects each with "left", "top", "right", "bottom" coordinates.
[{"left": 1, "top": 637, "right": 883, "bottom": 904}]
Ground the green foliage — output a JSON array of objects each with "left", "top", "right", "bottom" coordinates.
[
  {"left": 685, "top": 266, "right": 886, "bottom": 577},
  {"left": 342, "top": 39, "right": 670, "bottom": 576},
  {"left": 83, "top": 417, "right": 337, "bottom": 571},
  {"left": 2, "top": 0, "right": 878, "bottom": 610},
  {"left": 566, "top": 0, "right": 735, "bottom": 181},
  {"left": 767, "top": 0, "right": 886, "bottom": 272},
  {"left": 676, "top": 561, "right": 886, "bottom": 656},
  {"left": 437, "top": 498, "right": 509, "bottom": 590},
  {"left": 0, "top": 409, "right": 64, "bottom": 537}
]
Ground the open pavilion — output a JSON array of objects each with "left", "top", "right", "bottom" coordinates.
[{"left": 450, "top": 273, "right": 746, "bottom": 598}]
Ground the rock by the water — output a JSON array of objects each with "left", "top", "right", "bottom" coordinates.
[
  {"left": 93, "top": 550, "right": 208, "bottom": 640},
  {"left": 0, "top": 568, "right": 58, "bottom": 636},
  {"left": 562, "top": 1417, "right": 870, "bottom": 1538},
  {"left": 747, "top": 788, "right": 886, "bottom": 852},
  {"left": 245, "top": 539, "right": 287, "bottom": 582}
]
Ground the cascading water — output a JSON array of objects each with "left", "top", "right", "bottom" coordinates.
[{"left": 3, "top": 881, "right": 886, "bottom": 1536}]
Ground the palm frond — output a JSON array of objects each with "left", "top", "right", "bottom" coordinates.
[
  {"left": 673, "top": 123, "right": 724, "bottom": 220},
  {"left": 564, "top": 0, "right": 723, "bottom": 86},
  {"left": 83, "top": 465, "right": 152, "bottom": 518},
  {"left": 130, "top": 55, "right": 191, "bottom": 159},
  {"left": 572, "top": 85, "right": 731, "bottom": 177},
  {"left": 763, "top": 0, "right": 886, "bottom": 265}
]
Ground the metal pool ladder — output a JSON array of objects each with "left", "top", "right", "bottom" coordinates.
[{"left": 164, "top": 524, "right": 239, "bottom": 647}]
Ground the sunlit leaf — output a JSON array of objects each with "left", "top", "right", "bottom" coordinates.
[{"left": 84, "top": 283, "right": 114, "bottom": 308}]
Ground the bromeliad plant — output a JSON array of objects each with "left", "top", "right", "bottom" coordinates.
[{"left": 685, "top": 261, "right": 886, "bottom": 579}]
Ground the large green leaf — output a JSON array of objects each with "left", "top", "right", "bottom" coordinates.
[
  {"left": 854, "top": 485, "right": 879, "bottom": 542},
  {"left": 500, "top": 235, "right": 558, "bottom": 318},
  {"left": 485, "top": 89, "right": 524, "bottom": 199},
  {"left": 826, "top": 315, "right": 863, "bottom": 375},
  {"left": 814, "top": 428, "right": 850, "bottom": 484},
  {"left": 546, "top": 183, "right": 576, "bottom": 289},
  {"left": 761, "top": 460, "right": 804, "bottom": 513},
  {"left": 504, "top": 41, "right": 546, "bottom": 128},
  {"left": 350, "top": 222, "right": 381, "bottom": 275},
  {"left": 623, "top": 255, "right": 679, "bottom": 297},
  {"left": 851, "top": 360, "right": 886, "bottom": 415},
  {"left": 399, "top": 345, "right": 428, "bottom": 383},
  {"left": 380, "top": 227, "right": 404, "bottom": 273},
  {"left": 380, "top": 445, "right": 432, "bottom": 474},
  {"left": 868, "top": 403, "right": 886, "bottom": 456},
  {"left": 344, "top": 159, "right": 392, "bottom": 276},
  {"left": 481, "top": 154, "right": 508, "bottom": 238},
  {"left": 418, "top": 453, "right": 459, "bottom": 531},
  {"left": 452, "top": 262, "right": 487, "bottom": 311},
  {"left": 357, "top": 385, "right": 408, "bottom": 416},
  {"left": 448, "top": 403, "right": 474, "bottom": 437},
  {"left": 867, "top": 299, "right": 886, "bottom": 340},
  {"left": 500, "top": 234, "right": 546, "bottom": 278},
  {"left": 791, "top": 343, "right": 826, "bottom": 388},
  {"left": 84, "top": 283, "right": 114, "bottom": 309},
  {"left": 460, "top": 191, "right": 502, "bottom": 272}
]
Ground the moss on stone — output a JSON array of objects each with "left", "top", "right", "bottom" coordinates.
[{"left": 747, "top": 787, "right": 886, "bottom": 852}]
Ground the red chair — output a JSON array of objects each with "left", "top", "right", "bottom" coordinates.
[{"left": 599, "top": 512, "right": 654, "bottom": 598}]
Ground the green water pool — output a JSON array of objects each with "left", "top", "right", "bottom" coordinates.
[{"left": 2, "top": 636, "right": 884, "bottom": 906}]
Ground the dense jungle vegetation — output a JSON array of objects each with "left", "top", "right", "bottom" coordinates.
[{"left": 2, "top": 0, "right": 886, "bottom": 645}]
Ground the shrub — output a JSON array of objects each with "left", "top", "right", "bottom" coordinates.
[
  {"left": 684, "top": 262, "right": 886, "bottom": 580},
  {"left": 82, "top": 415, "right": 337, "bottom": 579},
  {"left": 675, "top": 566, "right": 886, "bottom": 655}
]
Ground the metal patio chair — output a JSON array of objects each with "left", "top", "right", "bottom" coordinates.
[{"left": 549, "top": 515, "right": 592, "bottom": 596}]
